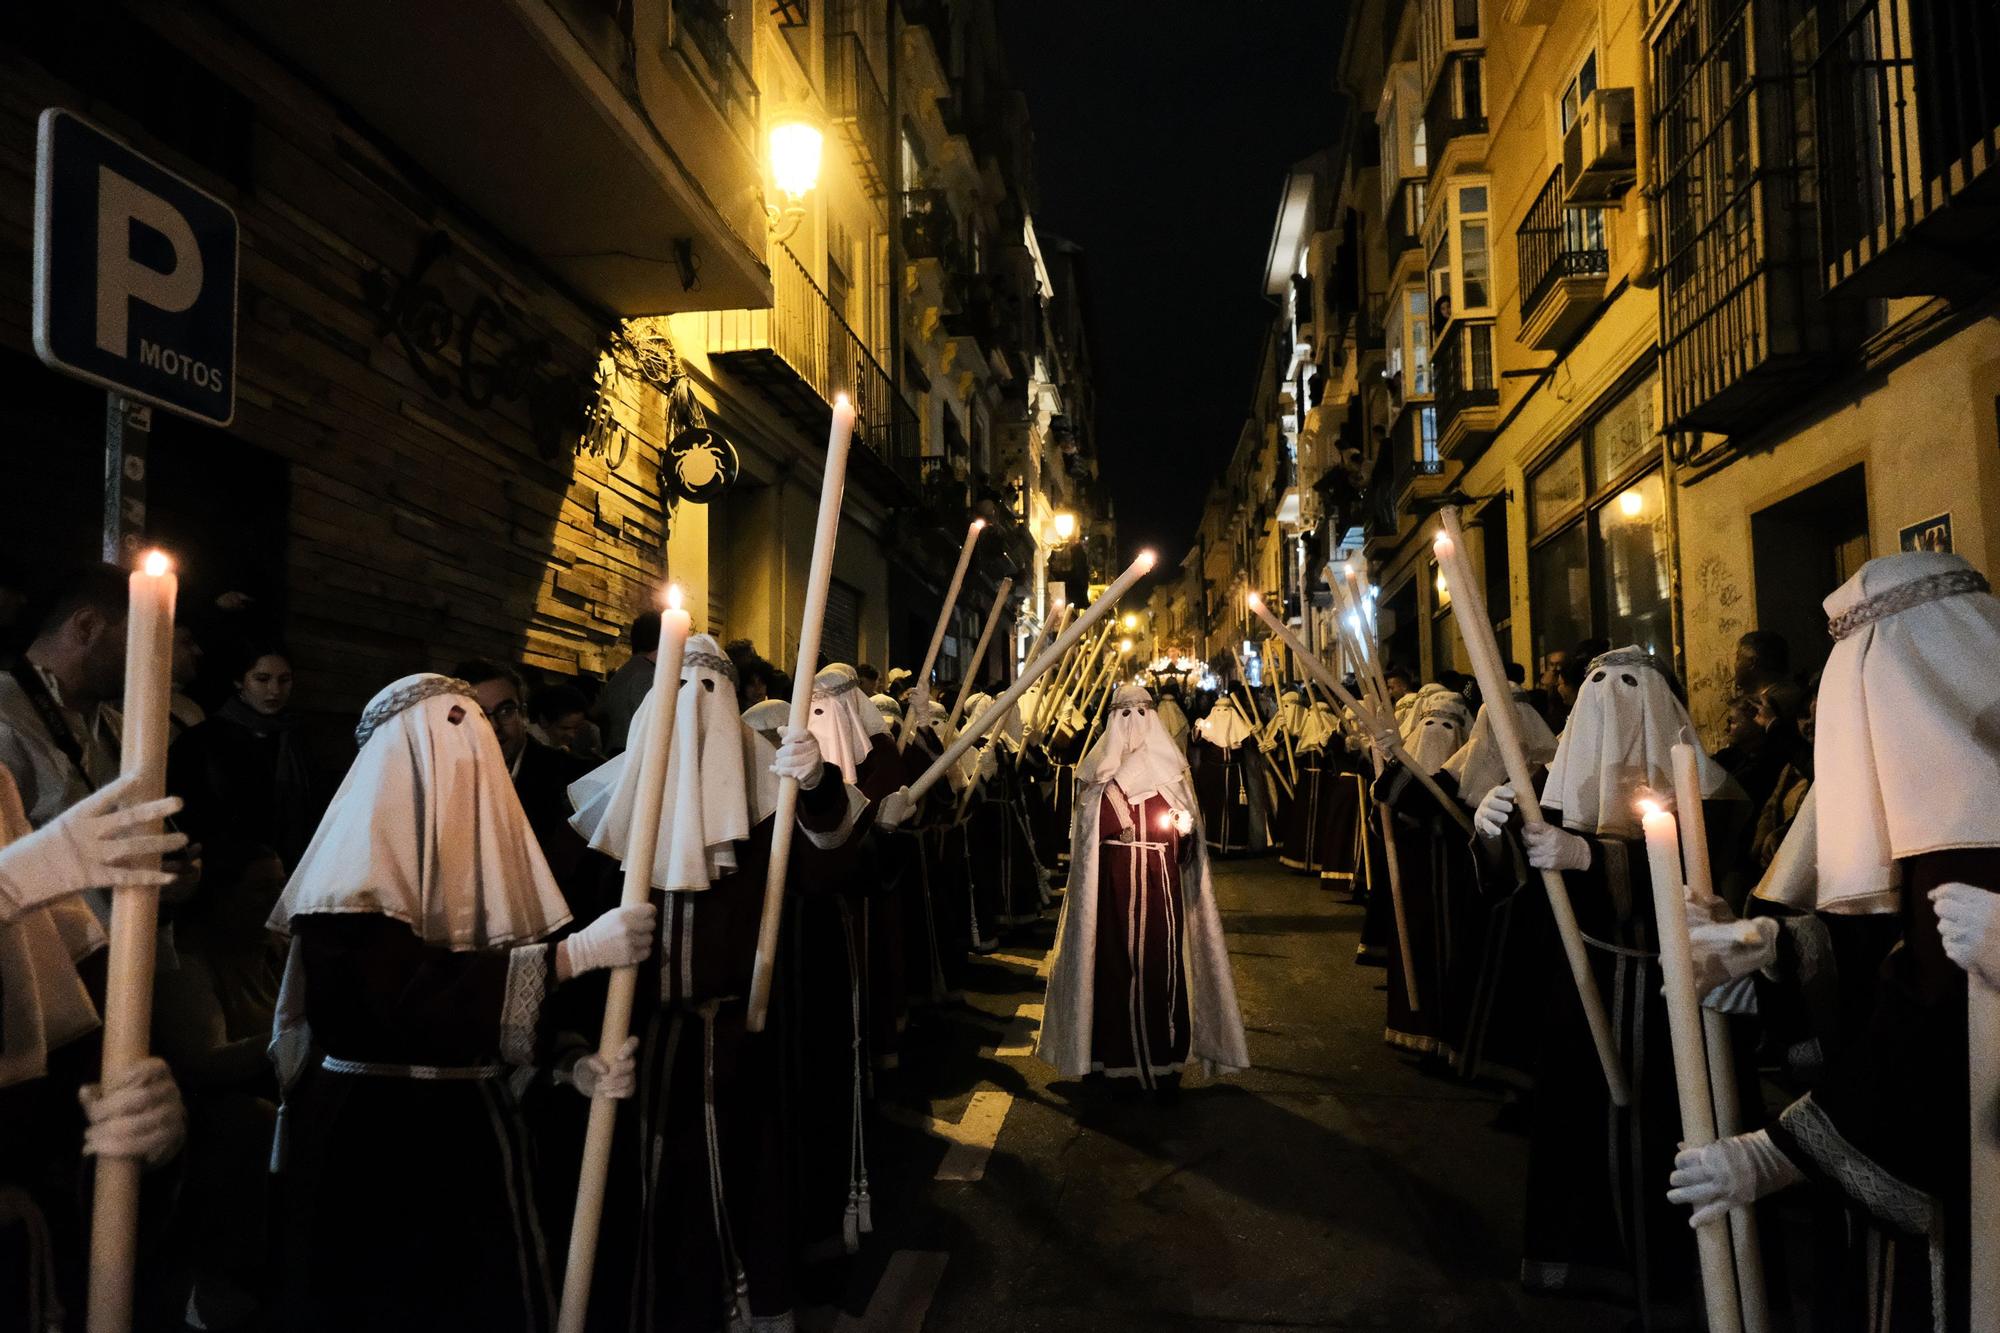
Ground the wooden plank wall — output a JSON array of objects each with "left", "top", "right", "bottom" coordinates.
[{"left": 0, "top": 13, "right": 674, "bottom": 724}]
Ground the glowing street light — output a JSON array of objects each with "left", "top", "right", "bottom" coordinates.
[
  {"left": 766, "top": 106, "right": 823, "bottom": 240},
  {"left": 1051, "top": 509, "right": 1078, "bottom": 544}
]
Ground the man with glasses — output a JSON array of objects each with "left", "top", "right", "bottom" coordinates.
[{"left": 455, "top": 659, "right": 596, "bottom": 890}]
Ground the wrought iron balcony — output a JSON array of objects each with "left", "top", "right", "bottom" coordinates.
[
  {"left": 1432, "top": 320, "right": 1498, "bottom": 459},
  {"left": 1653, "top": 0, "right": 1844, "bottom": 433},
  {"left": 1810, "top": 0, "right": 2000, "bottom": 296},
  {"left": 1423, "top": 50, "right": 1487, "bottom": 163},
  {"left": 1517, "top": 166, "right": 1610, "bottom": 349},
  {"left": 828, "top": 29, "right": 890, "bottom": 200},
  {"left": 706, "top": 245, "right": 919, "bottom": 493},
  {"left": 900, "top": 189, "right": 965, "bottom": 268},
  {"left": 671, "top": 0, "right": 759, "bottom": 145}
]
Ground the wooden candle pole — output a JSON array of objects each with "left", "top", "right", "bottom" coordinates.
[
  {"left": 1640, "top": 799, "right": 1744, "bottom": 1333},
  {"left": 1670, "top": 741, "right": 1770, "bottom": 1333},
  {"left": 88, "top": 551, "right": 176, "bottom": 1333},
  {"left": 1014, "top": 604, "right": 1067, "bottom": 738},
  {"left": 558, "top": 587, "right": 690, "bottom": 1333},
  {"left": 908, "top": 553, "right": 1156, "bottom": 804},
  {"left": 1435, "top": 509, "right": 1629, "bottom": 1105},
  {"left": 1244, "top": 595, "right": 1473, "bottom": 837},
  {"left": 945, "top": 577, "right": 1013, "bottom": 735},
  {"left": 747, "top": 397, "right": 855, "bottom": 1033},
  {"left": 1028, "top": 618, "right": 1090, "bottom": 741},
  {"left": 1037, "top": 621, "right": 1110, "bottom": 745},
  {"left": 899, "top": 518, "right": 984, "bottom": 751},
  {"left": 1972, "top": 981, "right": 2000, "bottom": 1330},
  {"left": 1231, "top": 644, "right": 1296, "bottom": 789}
]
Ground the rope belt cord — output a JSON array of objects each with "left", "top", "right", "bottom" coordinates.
[
  {"left": 1581, "top": 932, "right": 1658, "bottom": 961},
  {"left": 319, "top": 1056, "right": 504, "bottom": 1080}
]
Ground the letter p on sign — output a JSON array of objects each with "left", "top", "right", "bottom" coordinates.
[{"left": 34, "top": 109, "right": 238, "bottom": 427}]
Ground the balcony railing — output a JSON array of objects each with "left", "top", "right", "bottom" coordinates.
[
  {"left": 1810, "top": 0, "right": 2000, "bottom": 295},
  {"left": 1423, "top": 50, "right": 1487, "bottom": 159},
  {"left": 670, "top": 0, "right": 759, "bottom": 148},
  {"left": 828, "top": 30, "right": 890, "bottom": 199},
  {"left": 1432, "top": 320, "right": 1497, "bottom": 451},
  {"left": 900, "top": 189, "right": 965, "bottom": 268},
  {"left": 1653, "top": 0, "right": 1838, "bottom": 433},
  {"left": 1386, "top": 178, "right": 1427, "bottom": 257},
  {"left": 706, "top": 244, "right": 918, "bottom": 491},
  {"left": 1517, "top": 166, "right": 1610, "bottom": 322}
]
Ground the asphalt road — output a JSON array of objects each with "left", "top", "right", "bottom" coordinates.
[{"left": 808, "top": 853, "right": 1629, "bottom": 1332}]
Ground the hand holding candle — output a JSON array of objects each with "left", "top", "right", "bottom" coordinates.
[
  {"left": 88, "top": 549, "right": 177, "bottom": 1333},
  {"left": 1433, "top": 509, "right": 1628, "bottom": 1107},
  {"left": 558, "top": 583, "right": 690, "bottom": 1333},
  {"left": 748, "top": 396, "right": 856, "bottom": 1033}
]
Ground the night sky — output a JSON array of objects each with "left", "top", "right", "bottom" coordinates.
[{"left": 998, "top": 3, "right": 1349, "bottom": 572}]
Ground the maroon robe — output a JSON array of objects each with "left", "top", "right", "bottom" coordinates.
[{"left": 1086, "top": 788, "right": 1193, "bottom": 1086}]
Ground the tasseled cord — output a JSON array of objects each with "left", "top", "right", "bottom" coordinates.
[{"left": 839, "top": 903, "right": 874, "bottom": 1253}]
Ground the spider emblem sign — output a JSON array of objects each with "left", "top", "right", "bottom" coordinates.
[{"left": 665, "top": 427, "right": 739, "bottom": 503}]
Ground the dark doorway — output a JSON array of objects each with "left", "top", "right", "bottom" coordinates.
[
  {"left": 1382, "top": 573, "right": 1420, "bottom": 679},
  {"left": 1751, "top": 464, "right": 1869, "bottom": 684}
]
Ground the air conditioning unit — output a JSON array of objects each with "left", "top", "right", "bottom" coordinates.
[{"left": 1563, "top": 87, "right": 1637, "bottom": 203}]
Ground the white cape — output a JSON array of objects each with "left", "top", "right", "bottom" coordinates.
[{"left": 1037, "top": 774, "right": 1250, "bottom": 1077}]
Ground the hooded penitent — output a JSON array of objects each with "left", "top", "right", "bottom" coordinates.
[
  {"left": 1156, "top": 694, "right": 1190, "bottom": 747},
  {"left": 1405, "top": 688, "right": 1473, "bottom": 774},
  {"left": 742, "top": 698, "right": 789, "bottom": 745},
  {"left": 870, "top": 693, "right": 902, "bottom": 728},
  {"left": 1443, "top": 687, "right": 1558, "bottom": 803},
  {"left": 1812, "top": 551, "right": 2000, "bottom": 914},
  {"left": 568, "top": 635, "right": 779, "bottom": 893},
  {"left": 268, "top": 673, "right": 572, "bottom": 1084},
  {"left": 1268, "top": 689, "right": 1308, "bottom": 742},
  {"left": 805, "top": 663, "right": 888, "bottom": 786},
  {"left": 1193, "top": 696, "right": 1255, "bottom": 749},
  {"left": 272, "top": 674, "right": 570, "bottom": 948},
  {"left": 1539, "top": 647, "right": 1734, "bottom": 839},
  {"left": 1295, "top": 700, "right": 1340, "bottom": 752},
  {"left": 1038, "top": 683, "right": 1249, "bottom": 1076}
]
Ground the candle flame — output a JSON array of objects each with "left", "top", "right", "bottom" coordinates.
[
  {"left": 1245, "top": 591, "right": 1263, "bottom": 610},
  {"left": 1136, "top": 549, "right": 1157, "bottom": 571},
  {"left": 1638, "top": 797, "right": 1665, "bottom": 819},
  {"left": 664, "top": 583, "right": 684, "bottom": 612},
  {"left": 833, "top": 392, "right": 852, "bottom": 410},
  {"left": 1433, "top": 532, "right": 1454, "bottom": 558},
  {"left": 140, "top": 550, "right": 171, "bottom": 578},
  {"left": 970, "top": 518, "right": 986, "bottom": 533}
]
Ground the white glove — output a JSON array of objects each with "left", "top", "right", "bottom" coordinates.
[
  {"left": 1473, "top": 783, "right": 1516, "bottom": 838},
  {"left": 771, "top": 726, "right": 823, "bottom": 789},
  {"left": 1666, "top": 1129, "right": 1803, "bottom": 1228},
  {"left": 0, "top": 775, "right": 186, "bottom": 919},
  {"left": 1702, "top": 974, "right": 1760, "bottom": 1015},
  {"left": 874, "top": 787, "right": 917, "bottom": 833},
  {"left": 976, "top": 745, "right": 999, "bottom": 782},
  {"left": 1686, "top": 915, "right": 1780, "bottom": 995},
  {"left": 1523, "top": 821, "right": 1592, "bottom": 872},
  {"left": 80, "top": 1056, "right": 185, "bottom": 1165},
  {"left": 1367, "top": 727, "right": 1401, "bottom": 757},
  {"left": 568, "top": 1035, "right": 639, "bottom": 1100},
  {"left": 1932, "top": 884, "right": 2000, "bottom": 989},
  {"left": 560, "top": 903, "right": 658, "bottom": 976}
]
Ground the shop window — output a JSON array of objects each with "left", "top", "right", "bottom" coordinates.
[{"left": 1527, "top": 367, "right": 1668, "bottom": 662}]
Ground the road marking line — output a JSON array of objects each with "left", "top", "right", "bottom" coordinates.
[
  {"left": 990, "top": 1001, "right": 1044, "bottom": 1057},
  {"left": 884, "top": 1089, "right": 1015, "bottom": 1181},
  {"left": 831, "top": 1249, "right": 948, "bottom": 1332}
]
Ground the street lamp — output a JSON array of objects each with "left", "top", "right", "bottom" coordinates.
[
  {"left": 1121, "top": 613, "right": 1137, "bottom": 630},
  {"left": 766, "top": 105, "right": 823, "bottom": 241},
  {"left": 1051, "top": 509, "right": 1078, "bottom": 544}
]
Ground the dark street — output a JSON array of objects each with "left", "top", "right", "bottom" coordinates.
[{"left": 841, "top": 860, "right": 1621, "bottom": 1332}]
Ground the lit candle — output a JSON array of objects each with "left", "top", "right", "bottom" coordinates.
[
  {"left": 1639, "top": 797, "right": 1744, "bottom": 1333},
  {"left": 899, "top": 517, "right": 984, "bottom": 751},
  {"left": 1671, "top": 741, "right": 1771, "bottom": 1331},
  {"left": 559, "top": 582, "right": 690, "bottom": 1332},
  {"left": 89, "top": 549, "right": 177, "bottom": 1333},
  {"left": 748, "top": 396, "right": 856, "bottom": 1032},
  {"left": 908, "top": 550, "right": 1156, "bottom": 803}
]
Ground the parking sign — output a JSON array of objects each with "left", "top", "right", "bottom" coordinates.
[{"left": 32, "top": 107, "right": 239, "bottom": 427}]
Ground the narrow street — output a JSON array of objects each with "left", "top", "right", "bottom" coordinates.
[{"left": 829, "top": 859, "right": 1625, "bottom": 1332}]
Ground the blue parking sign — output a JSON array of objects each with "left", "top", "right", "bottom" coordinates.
[{"left": 32, "top": 108, "right": 239, "bottom": 427}]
